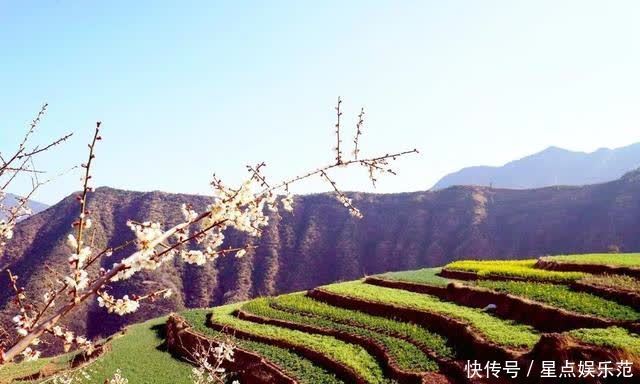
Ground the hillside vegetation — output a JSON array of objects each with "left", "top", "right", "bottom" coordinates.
[{"left": 6, "top": 171, "right": 640, "bottom": 343}]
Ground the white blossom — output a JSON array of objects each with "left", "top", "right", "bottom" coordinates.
[
  {"left": 127, "top": 221, "right": 164, "bottom": 250},
  {"left": 21, "top": 347, "right": 41, "bottom": 362},
  {"left": 336, "top": 194, "right": 363, "bottom": 218},
  {"left": 98, "top": 294, "right": 140, "bottom": 316},
  {"left": 64, "top": 331, "right": 75, "bottom": 344},
  {"left": 66, "top": 233, "right": 79, "bottom": 249},
  {"left": 52, "top": 325, "right": 64, "bottom": 337},
  {"left": 281, "top": 194, "right": 294, "bottom": 212},
  {"left": 181, "top": 203, "right": 198, "bottom": 222},
  {"left": 181, "top": 250, "right": 207, "bottom": 265},
  {"left": 0, "top": 220, "right": 14, "bottom": 240},
  {"left": 65, "top": 270, "right": 89, "bottom": 291},
  {"left": 213, "top": 343, "right": 235, "bottom": 362},
  {"left": 109, "top": 369, "right": 128, "bottom": 384},
  {"left": 68, "top": 246, "right": 92, "bottom": 268},
  {"left": 12, "top": 314, "right": 33, "bottom": 336}
]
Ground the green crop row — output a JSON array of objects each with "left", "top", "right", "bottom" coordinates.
[
  {"left": 476, "top": 280, "right": 640, "bottom": 321},
  {"left": 545, "top": 253, "right": 640, "bottom": 267},
  {"left": 580, "top": 274, "right": 640, "bottom": 294},
  {"left": 377, "top": 268, "right": 452, "bottom": 287},
  {"left": 271, "top": 293, "right": 453, "bottom": 359},
  {"left": 321, "top": 281, "right": 540, "bottom": 349},
  {"left": 181, "top": 309, "right": 344, "bottom": 384},
  {"left": 568, "top": 327, "right": 640, "bottom": 356},
  {"left": 242, "top": 296, "right": 438, "bottom": 373},
  {"left": 240, "top": 339, "right": 345, "bottom": 384},
  {"left": 200, "top": 304, "right": 390, "bottom": 384},
  {"left": 445, "top": 259, "right": 588, "bottom": 283}
]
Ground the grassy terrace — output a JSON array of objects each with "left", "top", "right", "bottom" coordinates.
[
  {"left": 444, "top": 259, "right": 588, "bottom": 282},
  {"left": 581, "top": 274, "right": 640, "bottom": 294},
  {"left": 0, "top": 353, "right": 74, "bottom": 383},
  {"left": 239, "top": 339, "right": 344, "bottom": 384},
  {"left": 377, "top": 268, "right": 452, "bottom": 286},
  {"left": 544, "top": 253, "right": 640, "bottom": 267},
  {"left": 80, "top": 317, "right": 195, "bottom": 384},
  {"left": 545, "top": 253, "right": 640, "bottom": 267},
  {"left": 181, "top": 309, "right": 344, "bottom": 384},
  {"left": 321, "top": 281, "right": 540, "bottom": 349},
  {"left": 271, "top": 294, "right": 454, "bottom": 359},
  {"left": 1, "top": 317, "right": 195, "bottom": 384},
  {"left": 242, "top": 296, "right": 439, "bottom": 372},
  {"left": 568, "top": 327, "right": 640, "bottom": 355},
  {"left": 187, "top": 304, "right": 390, "bottom": 384},
  {"left": 476, "top": 280, "right": 640, "bottom": 321}
]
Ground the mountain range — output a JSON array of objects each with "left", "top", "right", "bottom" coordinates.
[
  {"left": 3, "top": 170, "right": 640, "bottom": 351},
  {"left": 433, "top": 142, "right": 640, "bottom": 190},
  {"left": 0, "top": 193, "right": 49, "bottom": 219}
]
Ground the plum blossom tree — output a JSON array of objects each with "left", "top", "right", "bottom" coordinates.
[
  {"left": 187, "top": 339, "right": 238, "bottom": 384},
  {"left": 0, "top": 104, "right": 72, "bottom": 252},
  {"left": 0, "top": 104, "right": 72, "bottom": 357},
  {"left": 0, "top": 98, "right": 417, "bottom": 379}
]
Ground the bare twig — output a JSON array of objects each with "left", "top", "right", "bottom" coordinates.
[
  {"left": 353, "top": 107, "right": 365, "bottom": 160},
  {"left": 334, "top": 96, "right": 343, "bottom": 164},
  {"left": 0, "top": 99, "right": 419, "bottom": 365}
]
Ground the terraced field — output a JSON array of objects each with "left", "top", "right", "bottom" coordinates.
[
  {"left": 545, "top": 253, "right": 640, "bottom": 266},
  {"left": 241, "top": 297, "right": 439, "bottom": 373},
  {"left": 182, "top": 309, "right": 345, "bottom": 384},
  {"left": 269, "top": 293, "right": 454, "bottom": 359},
  {"left": 5, "top": 253, "right": 640, "bottom": 383},
  {"left": 581, "top": 274, "right": 640, "bottom": 294},
  {"left": 442, "top": 259, "right": 589, "bottom": 282},
  {"left": 319, "top": 281, "right": 541, "bottom": 349},
  {"left": 475, "top": 280, "right": 640, "bottom": 321},
  {"left": 379, "top": 268, "right": 452, "bottom": 286},
  {"left": 207, "top": 303, "right": 390, "bottom": 384}
]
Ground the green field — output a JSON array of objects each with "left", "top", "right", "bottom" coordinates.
[
  {"left": 6, "top": 253, "right": 640, "bottom": 384},
  {"left": 581, "top": 274, "right": 640, "bottom": 294},
  {"left": 181, "top": 309, "right": 344, "bottom": 384},
  {"left": 476, "top": 280, "right": 640, "bottom": 321},
  {"left": 1, "top": 317, "right": 196, "bottom": 384},
  {"left": 545, "top": 253, "right": 640, "bottom": 267},
  {"left": 377, "top": 267, "right": 452, "bottom": 286},
  {"left": 242, "top": 297, "right": 438, "bottom": 372},
  {"left": 205, "top": 303, "right": 390, "bottom": 384},
  {"left": 0, "top": 353, "right": 74, "bottom": 384},
  {"left": 271, "top": 293, "right": 454, "bottom": 359},
  {"left": 78, "top": 317, "right": 195, "bottom": 384},
  {"left": 568, "top": 327, "right": 640, "bottom": 355},
  {"left": 444, "top": 259, "right": 589, "bottom": 282},
  {"left": 322, "top": 281, "right": 541, "bottom": 349}
]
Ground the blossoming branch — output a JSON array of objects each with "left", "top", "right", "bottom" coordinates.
[{"left": 0, "top": 99, "right": 417, "bottom": 365}]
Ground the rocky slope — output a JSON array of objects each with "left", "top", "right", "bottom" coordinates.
[{"left": 3, "top": 170, "right": 640, "bottom": 345}]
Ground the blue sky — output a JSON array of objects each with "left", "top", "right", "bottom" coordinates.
[{"left": 2, "top": 1, "right": 640, "bottom": 204}]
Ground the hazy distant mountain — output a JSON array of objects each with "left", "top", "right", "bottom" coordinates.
[
  {"left": 433, "top": 143, "right": 640, "bottom": 190},
  {"left": 1, "top": 193, "right": 49, "bottom": 218}
]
